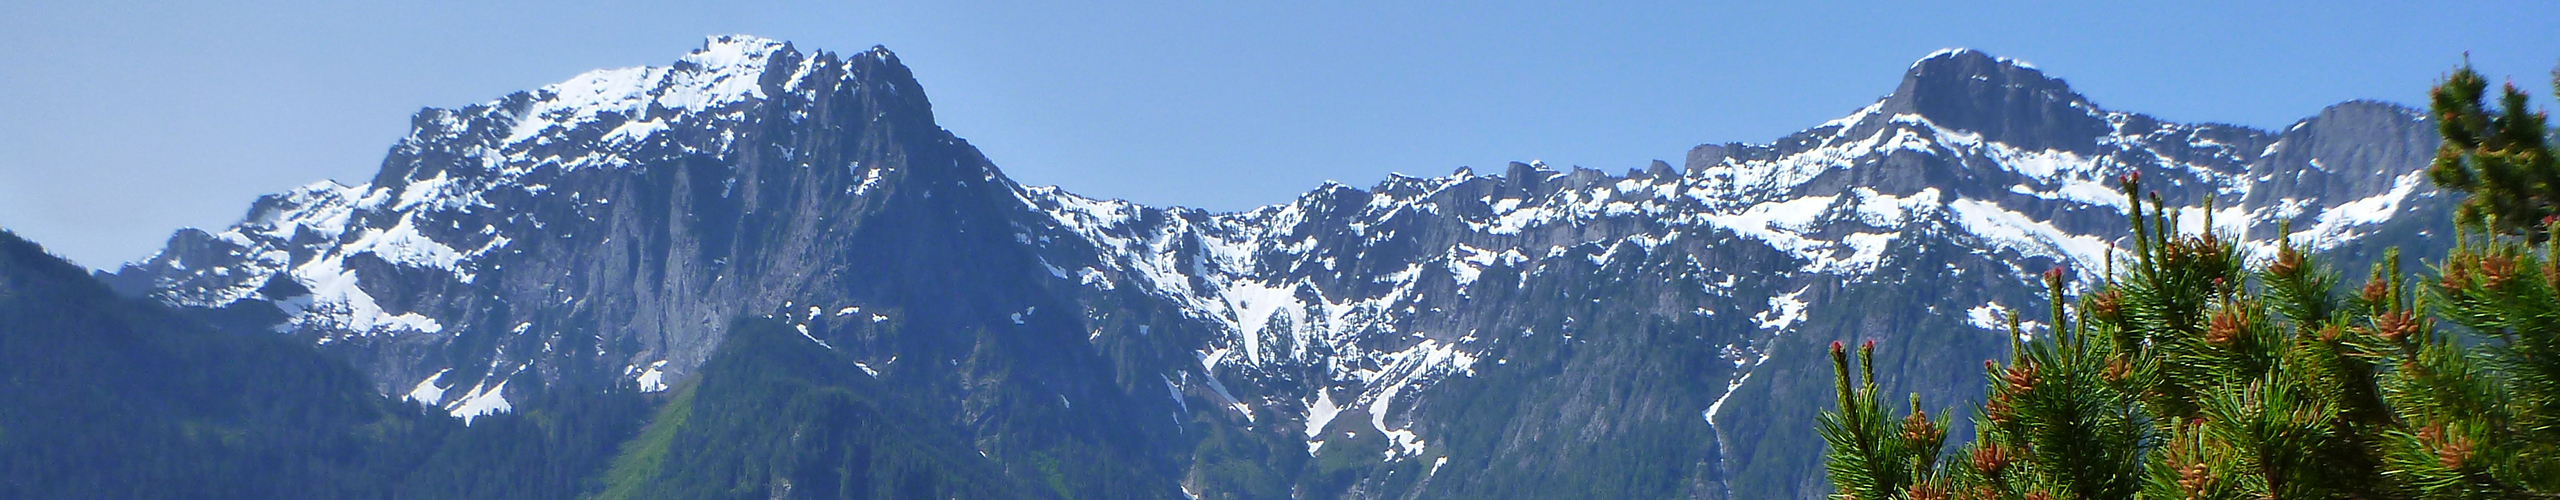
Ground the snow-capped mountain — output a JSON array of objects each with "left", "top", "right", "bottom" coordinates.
[{"left": 105, "top": 39, "right": 2448, "bottom": 499}]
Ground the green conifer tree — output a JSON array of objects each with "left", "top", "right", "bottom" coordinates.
[
  {"left": 2429, "top": 61, "right": 2559, "bottom": 240},
  {"left": 1817, "top": 61, "right": 2560, "bottom": 500}
]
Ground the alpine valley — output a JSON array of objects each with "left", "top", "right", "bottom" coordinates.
[{"left": 3, "top": 36, "right": 2450, "bottom": 499}]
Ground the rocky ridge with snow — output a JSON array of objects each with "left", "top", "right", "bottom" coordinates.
[{"left": 106, "top": 40, "right": 2449, "bottom": 499}]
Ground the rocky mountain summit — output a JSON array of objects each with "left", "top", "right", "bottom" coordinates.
[{"left": 104, "top": 39, "right": 2448, "bottom": 499}]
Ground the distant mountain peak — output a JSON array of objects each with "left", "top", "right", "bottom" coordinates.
[
  {"left": 1876, "top": 48, "right": 2109, "bottom": 153},
  {"left": 1908, "top": 48, "right": 2039, "bottom": 71},
  {"left": 360, "top": 33, "right": 953, "bottom": 195},
  {"left": 695, "top": 34, "right": 792, "bottom": 59},
  {"left": 514, "top": 34, "right": 801, "bottom": 128}
]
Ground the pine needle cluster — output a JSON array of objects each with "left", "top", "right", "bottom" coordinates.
[
  {"left": 1819, "top": 62, "right": 2560, "bottom": 500},
  {"left": 2429, "top": 62, "right": 2560, "bottom": 240}
]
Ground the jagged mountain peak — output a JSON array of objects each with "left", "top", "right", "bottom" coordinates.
[
  {"left": 104, "top": 36, "right": 1036, "bottom": 419},
  {"left": 355, "top": 33, "right": 972, "bottom": 216},
  {"left": 1891, "top": 49, "right": 2077, "bottom": 103},
  {"left": 688, "top": 34, "right": 794, "bottom": 64},
  {"left": 1904, "top": 48, "right": 2047, "bottom": 76},
  {"left": 377, "top": 33, "right": 937, "bottom": 180},
  {"left": 1873, "top": 48, "right": 2110, "bottom": 153}
]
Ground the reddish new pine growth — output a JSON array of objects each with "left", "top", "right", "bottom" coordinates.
[
  {"left": 2441, "top": 435, "right": 2474, "bottom": 470},
  {"left": 2420, "top": 424, "right": 2475, "bottom": 470},
  {"left": 2003, "top": 363, "right": 2037, "bottom": 392},
  {"left": 1901, "top": 409, "right": 1939, "bottom": 444},
  {"left": 2377, "top": 310, "right": 2422, "bottom": 342},
  {"left": 2544, "top": 263, "right": 2558, "bottom": 291},
  {"left": 2177, "top": 462, "right": 2211, "bottom": 499},
  {"left": 2270, "top": 245, "right": 2306, "bottom": 277},
  {"left": 2444, "top": 260, "right": 2474, "bottom": 291},
  {"left": 1985, "top": 394, "right": 2013, "bottom": 425},
  {"left": 2089, "top": 289, "right": 2124, "bottom": 324},
  {"left": 2205, "top": 310, "right": 2242, "bottom": 346},
  {"left": 1970, "top": 445, "right": 2008, "bottom": 475},
  {"left": 2479, "top": 254, "right": 2518, "bottom": 289}
]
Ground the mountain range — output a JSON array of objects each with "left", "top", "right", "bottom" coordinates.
[{"left": 3, "top": 35, "right": 2450, "bottom": 499}]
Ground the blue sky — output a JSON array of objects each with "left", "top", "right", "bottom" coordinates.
[{"left": 3, "top": 0, "right": 2555, "bottom": 268}]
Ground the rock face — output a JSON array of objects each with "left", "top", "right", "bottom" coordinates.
[{"left": 107, "top": 40, "right": 2451, "bottom": 499}]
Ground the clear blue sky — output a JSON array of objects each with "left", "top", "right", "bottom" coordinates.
[{"left": 3, "top": 0, "right": 2555, "bottom": 269}]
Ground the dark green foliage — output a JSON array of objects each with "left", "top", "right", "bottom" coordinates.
[
  {"left": 590, "top": 381, "right": 697, "bottom": 500},
  {"left": 390, "top": 381, "right": 653, "bottom": 500},
  {"left": 598, "top": 317, "right": 1054, "bottom": 500},
  {"left": 1186, "top": 411, "right": 1303, "bottom": 499},
  {"left": 1819, "top": 340, "right": 1949, "bottom": 500},
  {"left": 0, "top": 229, "right": 430, "bottom": 499},
  {"left": 2428, "top": 62, "right": 2559, "bottom": 239},
  {"left": 1818, "top": 61, "right": 2560, "bottom": 500},
  {"left": 2393, "top": 219, "right": 2560, "bottom": 496},
  {"left": 0, "top": 229, "right": 656, "bottom": 500}
]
